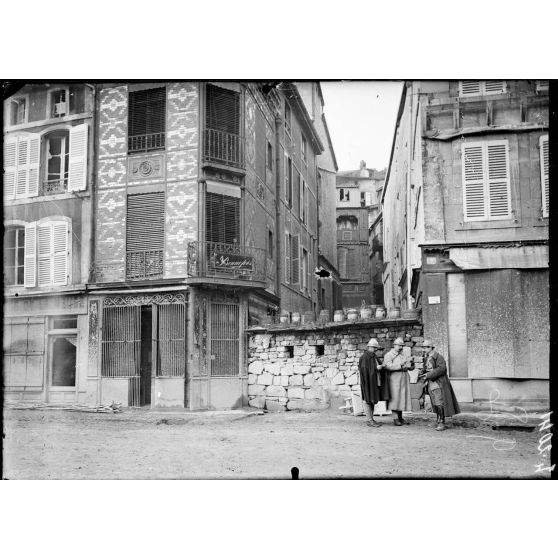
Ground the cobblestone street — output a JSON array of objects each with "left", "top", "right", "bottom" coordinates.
[{"left": 2, "top": 408, "right": 550, "bottom": 479}]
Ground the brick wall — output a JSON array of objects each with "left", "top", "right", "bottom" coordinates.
[{"left": 246, "top": 319, "right": 424, "bottom": 412}]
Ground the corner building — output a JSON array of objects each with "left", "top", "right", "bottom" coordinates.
[{"left": 89, "top": 82, "right": 326, "bottom": 409}]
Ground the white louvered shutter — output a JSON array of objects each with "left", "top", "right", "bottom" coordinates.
[
  {"left": 300, "top": 178, "right": 304, "bottom": 219},
  {"left": 38, "top": 223, "right": 53, "bottom": 286},
  {"left": 16, "top": 136, "right": 29, "bottom": 198},
  {"left": 291, "top": 235, "right": 299, "bottom": 284},
  {"left": 24, "top": 223, "right": 37, "bottom": 287},
  {"left": 27, "top": 134, "right": 40, "bottom": 197},
  {"left": 68, "top": 123, "right": 88, "bottom": 192},
  {"left": 4, "top": 136, "right": 17, "bottom": 200},
  {"left": 487, "top": 141, "right": 511, "bottom": 219},
  {"left": 540, "top": 135, "right": 549, "bottom": 218},
  {"left": 460, "top": 81, "right": 481, "bottom": 96},
  {"left": 52, "top": 221, "right": 69, "bottom": 285},
  {"left": 484, "top": 80, "right": 506, "bottom": 94},
  {"left": 462, "top": 142, "right": 486, "bottom": 221}
]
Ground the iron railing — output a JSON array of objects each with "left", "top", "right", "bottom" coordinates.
[
  {"left": 128, "top": 132, "right": 166, "bottom": 153},
  {"left": 187, "top": 241, "right": 266, "bottom": 282},
  {"left": 203, "top": 128, "right": 245, "bottom": 168},
  {"left": 42, "top": 179, "right": 67, "bottom": 195},
  {"left": 126, "top": 249, "right": 164, "bottom": 280}
]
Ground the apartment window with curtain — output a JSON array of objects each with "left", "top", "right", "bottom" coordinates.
[{"left": 128, "top": 87, "right": 166, "bottom": 153}]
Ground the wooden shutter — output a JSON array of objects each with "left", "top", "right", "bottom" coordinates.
[
  {"left": 127, "top": 192, "right": 165, "bottom": 251},
  {"left": 27, "top": 135, "right": 40, "bottom": 197},
  {"left": 52, "top": 221, "right": 69, "bottom": 285},
  {"left": 460, "top": 81, "right": 481, "bottom": 96},
  {"left": 293, "top": 169, "right": 300, "bottom": 217},
  {"left": 206, "top": 84, "right": 240, "bottom": 134},
  {"left": 4, "top": 136, "right": 17, "bottom": 200},
  {"left": 300, "top": 178, "right": 305, "bottom": 220},
  {"left": 255, "top": 108, "right": 266, "bottom": 180},
  {"left": 16, "top": 136, "right": 28, "bottom": 198},
  {"left": 38, "top": 223, "right": 53, "bottom": 286},
  {"left": 540, "top": 135, "right": 549, "bottom": 218},
  {"left": 487, "top": 141, "right": 511, "bottom": 218},
  {"left": 484, "top": 80, "right": 506, "bottom": 94},
  {"left": 291, "top": 235, "right": 299, "bottom": 284},
  {"left": 68, "top": 123, "right": 88, "bottom": 192},
  {"left": 24, "top": 223, "right": 36, "bottom": 287},
  {"left": 462, "top": 142, "right": 486, "bottom": 221},
  {"left": 284, "top": 232, "right": 290, "bottom": 283},
  {"left": 205, "top": 192, "right": 240, "bottom": 245}
]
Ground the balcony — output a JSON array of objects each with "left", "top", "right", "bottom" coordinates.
[
  {"left": 126, "top": 249, "right": 164, "bottom": 280},
  {"left": 187, "top": 241, "right": 266, "bottom": 283},
  {"left": 41, "top": 179, "right": 67, "bottom": 196},
  {"left": 203, "top": 128, "right": 245, "bottom": 169},
  {"left": 128, "top": 132, "right": 165, "bottom": 154}
]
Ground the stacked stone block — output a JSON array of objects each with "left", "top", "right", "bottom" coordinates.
[{"left": 247, "top": 321, "right": 424, "bottom": 412}]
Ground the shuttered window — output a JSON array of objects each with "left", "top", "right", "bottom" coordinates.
[
  {"left": 255, "top": 108, "right": 266, "bottom": 180},
  {"left": 284, "top": 232, "right": 291, "bottom": 283},
  {"left": 293, "top": 169, "right": 300, "bottom": 216},
  {"left": 205, "top": 192, "right": 240, "bottom": 245},
  {"left": 126, "top": 192, "right": 165, "bottom": 279},
  {"left": 285, "top": 155, "right": 292, "bottom": 207},
  {"left": 128, "top": 87, "right": 166, "bottom": 153},
  {"left": 4, "top": 134, "right": 40, "bottom": 199},
  {"left": 4, "top": 226, "right": 25, "bottom": 286},
  {"left": 206, "top": 84, "right": 240, "bottom": 135},
  {"left": 36, "top": 221, "right": 69, "bottom": 286},
  {"left": 284, "top": 102, "right": 291, "bottom": 136},
  {"left": 462, "top": 140, "right": 511, "bottom": 221},
  {"left": 459, "top": 80, "right": 506, "bottom": 97},
  {"left": 68, "top": 123, "right": 89, "bottom": 192},
  {"left": 301, "top": 247, "right": 308, "bottom": 292},
  {"left": 291, "top": 235, "right": 299, "bottom": 284},
  {"left": 540, "top": 135, "right": 549, "bottom": 218}
]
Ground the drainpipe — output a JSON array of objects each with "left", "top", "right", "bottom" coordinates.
[
  {"left": 88, "top": 83, "right": 99, "bottom": 285},
  {"left": 406, "top": 82, "right": 413, "bottom": 309},
  {"left": 274, "top": 117, "right": 282, "bottom": 300}
]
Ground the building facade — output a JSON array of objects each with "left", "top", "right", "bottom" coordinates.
[
  {"left": 336, "top": 162, "right": 385, "bottom": 308},
  {"left": 4, "top": 84, "right": 95, "bottom": 405},
  {"left": 382, "top": 80, "right": 549, "bottom": 406},
  {"left": 77, "top": 81, "right": 327, "bottom": 410}
]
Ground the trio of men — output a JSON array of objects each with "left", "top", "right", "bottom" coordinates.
[{"left": 358, "top": 337, "right": 460, "bottom": 431}]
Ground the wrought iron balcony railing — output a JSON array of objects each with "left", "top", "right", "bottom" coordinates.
[
  {"left": 128, "top": 132, "right": 166, "bottom": 154},
  {"left": 203, "top": 128, "right": 245, "bottom": 168},
  {"left": 126, "top": 249, "right": 164, "bottom": 280},
  {"left": 41, "top": 179, "right": 67, "bottom": 195},
  {"left": 187, "top": 241, "right": 266, "bottom": 282}
]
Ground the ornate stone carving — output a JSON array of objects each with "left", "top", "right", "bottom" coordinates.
[
  {"left": 104, "top": 293, "right": 186, "bottom": 307},
  {"left": 128, "top": 154, "right": 165, "bottom": 181},
  {"left": 88, "top": 300, "right": 99, "bottom": 361}
]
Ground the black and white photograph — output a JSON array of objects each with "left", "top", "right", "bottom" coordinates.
[{"left": 1, "top": 2, "right": 556, "bottom": 557}]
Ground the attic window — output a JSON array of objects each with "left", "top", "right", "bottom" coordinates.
[
  {"left": 10, "top": 98, "right": 27, "bottom": 125},
  {"left": 50, "top": 89, "right": 68, "bottom": 118}
]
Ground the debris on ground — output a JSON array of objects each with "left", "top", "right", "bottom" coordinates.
[{"left": 4, "top": 401, "right": 122, "bottom": 413}]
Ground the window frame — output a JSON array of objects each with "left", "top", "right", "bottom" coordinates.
[
  {"left": 48, "top": 88, "right": 70, "bottom": 119},
  {"left": 459, "top": 80, "right": 507, "bottom": 97},
  {"left": 301, "top": 134, "right": 307, "bottom": 164},
  {"left": 43, "top": 129, "right": 70, "bottom": 193},
  {"left": 128, "top": 86, "right": 167, "bottom": 154},
  {"left": 10, "top": 96, "right": 28, "bottom": 126},
  {"left": 284, "top": 101, "right": 292, "bottom": 137},
  {"left": 4, "top": 225, "right": 25, "bottom": 286},
  {"left": 461, "top": 139, "right": 511, "bottom": 222}
]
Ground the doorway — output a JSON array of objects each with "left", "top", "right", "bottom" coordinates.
[
  {"left": 48, "top": 336, "right": 77, "bottom": 403},
  {"left": 140, "top": 306, "right": 152, "bottom": 406}
]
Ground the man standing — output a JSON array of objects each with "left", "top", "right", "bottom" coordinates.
[
  {"left": 420, "top": 339, "right": 460, "bottom": 431},
  {"left": 383, "top": 337, "right": 412, "bottom": 426},
  {"left": 358, "top": 338, "right": 390, "bottom": 427}
]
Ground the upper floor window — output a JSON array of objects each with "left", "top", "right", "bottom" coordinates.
[
  {"left": 10, "top": 97, "right": 27, "bottom": 125},
  {"left": 128, "top": 87, "right": 166, "bottom": 153},
  {"left": 284, "top": 232, "right": 299, "bottom": 285},
  {"left": 19, "top": 219, "right": 71, "bottom": 287},
  {"left": 301, "top": 135, "right": 307, "bottom": 163},
  {"left": 540, "top": 135, "right": 549, "bottom": 218},
  {"left": 301, "top": 247, "right": 309, "bottom": 293},
  {"left": 4, "top": 226, "right": 25, "bottom": 285},
  {"left": 285, "top": 154, "right": 293, "bottom": 207},
  {"left": 339, "top": 188, "right": 350, "bottom": 202},
  {"left": 459, "top": 80, "right": 507, "bottom": 97},
  {"left": 462, "top": 139, "right": 511, "bottom": 221},
  {"left": 536, "top": 80, "right": 549, "bottom": 93},
  {"left": 126, "top": 192, "right": 165, "bottom": 280},
  {"left": 50, "top": 89, "right": 69, "bottom": 118},
  {"left": 284, "top": 102, "right": 291, "bottom": 137},
  {"left": 205, "top": 189, "right": 241, "bottom": 246},
  {"left": 44, "top": 130, "right": 69, "bottom": 194},
  {"left": 4, "top": 135, "right": 40, "bottom": 199}
]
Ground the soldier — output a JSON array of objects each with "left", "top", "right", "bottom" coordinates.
[
  {"left": 383, "top": 337, "right": 413, "bottom": 426},
  {"left": 419, "top": 339, "right": 460, "bottom": 431},
  {"left": 358, "top": 338, "right": 390, "bottom": 427}
]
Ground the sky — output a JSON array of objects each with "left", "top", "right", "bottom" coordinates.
[{"left": 320, "top": 81, "right": 404, "bottom": 172}]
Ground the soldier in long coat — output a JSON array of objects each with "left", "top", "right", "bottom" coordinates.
[
  {"left": 358, "top": 338, "right": 390, "bottom": 427},
  {"left": 420, "top": 339, "right": 460, "bottom": 431},
  {"left": 383, "top": 337, "right": 413, "bottom": 425}
]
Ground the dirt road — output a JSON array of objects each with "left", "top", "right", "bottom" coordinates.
[{"left": 2, "top": 408, "right": 550, "bottom": 479}]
